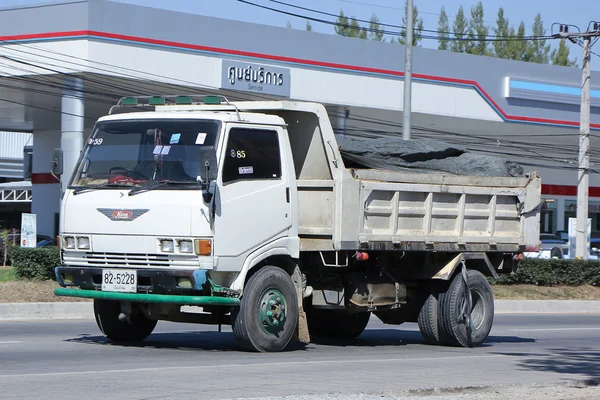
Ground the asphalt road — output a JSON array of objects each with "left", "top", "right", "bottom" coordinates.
[{"left": 1, "top": 314, "right": 600, "bottom": 400}]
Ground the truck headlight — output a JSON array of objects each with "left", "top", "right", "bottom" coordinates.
[
  {"left": 178, "top": 240, "right": 193, "bottom": 253},
  {"left": 160, "top": 239, "right": 174, "bottom": 253},
  {"left": 77, "top": 236, "right": 90, "bottom": 250},
  {"left": 64, "top": 236, "right": 75, "bottom": 249}
]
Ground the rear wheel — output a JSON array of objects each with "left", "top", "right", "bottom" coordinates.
[
  {"left": 232, "top": 266, "right": 298, "bottom": 352},
  {"left": 307, "top": 307, "right": 370, "bottom": 340},
  {"left": 93, "top": 300, "right": 157, "bottom": 342},
  {"left": 417, "top": 284, "right": 443, "bottom": 345},
  {"left": 438, "top": 270, "right": 494, "bottom": 347}
]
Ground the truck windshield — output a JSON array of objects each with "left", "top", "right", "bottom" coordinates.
[{"left": 70, "top": 119, "right": 221, "bottom": 189}]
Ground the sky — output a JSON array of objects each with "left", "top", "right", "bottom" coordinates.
[{"left": 3, "top": 0, "right": 600, "bottom": 68}]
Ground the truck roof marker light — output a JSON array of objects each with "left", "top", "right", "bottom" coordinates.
[
  {"left": 203, "top": 96, "right": 222, "bottom": 105},
  {"left": 149, "top": 96, "right": 166, "bottom": 105},
  {"left": 175, "top": 96, "right": 192, "bottom": 105},
  {"left": 121, "top": 97, "right": 138, "bottom": 106}
]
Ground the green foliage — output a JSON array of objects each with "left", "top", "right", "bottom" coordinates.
[
  {"left": 494, "top": 259, "right": 600, "bottom": 286},
  {"left": 334, "top": 11, "right": 366, "bottom": 39},
  {"left": 467, "top": 1, "right": 488, "bottom": 56},
  {"left": 437, "top": 6, "right": 450, "bottom": 50},
  {"left": 368, "top": 13, "right": 384, "bottom": 42},
  {"left": 492, "top": 8, "right": 509, "bottom": 59},
  {"left": 450, "top": 6, "right": 468, "bottom": 53},
  {"left": 10, "top": 246, "right": 61, "bottom": 281},
  {"left": 552, "top": 39, "right": 578, "bottom": 67},
  {"left": 306, "top": 20, "right": 312, "bottom": 32},
  {"left": 398, "top": 0, "right": 424, "bottom": 46},
  {"left": 528, "top": 13, "right": 550, "bottom": 64}
]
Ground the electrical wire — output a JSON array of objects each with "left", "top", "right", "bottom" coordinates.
[
  {"left": 237, "top": 0, "right": 554, "bottom": 42},
  {"left": 267, "top": 0, "right": 546, "bottom": 40}
]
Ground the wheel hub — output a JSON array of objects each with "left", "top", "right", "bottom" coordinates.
[{"left": 258, "top": 288, "right": 287, "bottom": 335}]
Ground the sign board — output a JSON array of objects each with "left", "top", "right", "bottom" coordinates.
[
  {"left": 221, "top": 60, "right": 291, "bottom": 97},
  {"left": 20, "top": 213, "right": 37, "bottom": 248},
  {"left": 568, "top": 217, "right": 591, "bottom": 258},
  {"left": 565, "top": 200, "right": 600, "bottom": 214}
]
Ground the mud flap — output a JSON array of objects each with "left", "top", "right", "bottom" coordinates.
[{"left": 292, "top": 266, "right": 310, "bottom": 344}]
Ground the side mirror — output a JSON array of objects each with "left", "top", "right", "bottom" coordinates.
[
  {"left": 50, "top": 148, "right": 64, "bottom": 176},
  {"left": 198, "top": 146, "right": 218, "bottom": 203}
]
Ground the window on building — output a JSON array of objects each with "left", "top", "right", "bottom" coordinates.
[{"left": 222, "top": 128, "right": 281, "bottom": 184}]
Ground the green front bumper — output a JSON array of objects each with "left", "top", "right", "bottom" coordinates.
[{"left": 54, "top": 288, "right": 240, "bottom": 306}]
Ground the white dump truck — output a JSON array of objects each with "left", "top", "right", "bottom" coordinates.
[{"left": 54, "top": 95, "right": 541, "bottom": 352}]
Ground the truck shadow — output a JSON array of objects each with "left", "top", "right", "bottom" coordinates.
[
  {"left": 311, "top": 329, "right": 535, "bottom": 347},
  {"left": 66, "top": 328, "right": 534, "bottom": 352},
  {"left": 498, "top": 347, "right": 600, "bottom": 381}
]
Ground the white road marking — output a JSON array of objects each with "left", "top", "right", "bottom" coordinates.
[
  {"left": 510, "top": 327, "right": 600, "bottom": 332},
  {"left": 0, "top": 354, "right": 503, "bottom": 378},
  {"left": 0, "top": 341, "right": 22, "bottom": 344}
]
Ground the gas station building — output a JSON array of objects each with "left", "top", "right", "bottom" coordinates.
[{"left": 0, "top": 0, "right": 599, "bottom": 237}]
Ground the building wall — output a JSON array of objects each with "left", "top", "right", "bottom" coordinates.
[{"left": 31, "top": 130, "right": 60, "bottom": 236}]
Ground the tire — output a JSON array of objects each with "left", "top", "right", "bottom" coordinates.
[
  {"left": 438, "top": 270, "right": 494, "bottom": 347},
  {"left": 417, "top": 287, "right": 442, "bottom": 345},
  {"left": 307, "top": 307, "right": 370, "bottom": 340},
  {"left": 232, "top": 266, "right": 298, "bottom": 352},
  {"left": 93, "top": 300, "right": 157, "bottom": 342}
]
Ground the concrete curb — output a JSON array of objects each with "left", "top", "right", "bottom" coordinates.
[
  {"left": 1, "top": 300, "right": 600, "bottom": 321},
  {"left": 495, "top": 300, "right": 600, "bottom": 314},
  {"left": 0, "top": 302, "right": 93, "bottom": 321}
]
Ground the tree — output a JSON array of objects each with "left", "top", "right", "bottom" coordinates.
[
  {"left": 437, "top": 6, "right": 450, "bottom": 50},
  {"left": 502, "top": 22, "right": 530, "bottom": 61},
  {"left": 528, "top": 13, "right": 550, "bottom": 64},
  {"left": 551, "top": 39, "right": 577, "bottom": 67},
  {"left": 334, "top": 11, "right": 351, "bottom": 36},
  {"left": 368, "top": 13, "right": 384, "bottom": 41},
  {"left": 286, "top": 20, "right": 292, "bottom": 29},
  {"left": 335, "top": 11, "right": 365, "bottom": 38},
  {"left": 468, "top": 2, "right": 489, "bottom": 56},
  {"left": 306, "top": 20, "right": 312, "bottom": 32},
  {"left": 493, "top": 8, "right": 509, "bottom": 58},
  {"left": 398, "top": 0, "right": 424, "bottom": 46},
  {"left": 450, "top": 6, "right": 468, "bottom": 53}
]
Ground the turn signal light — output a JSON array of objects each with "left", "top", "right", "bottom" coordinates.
[{"left": 195, "top": 239, "right": 212, "bottom": 256}]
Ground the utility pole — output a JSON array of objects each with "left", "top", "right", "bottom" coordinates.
[
  {"left": 402, "top": 0, "right": 413, "bottom": 140},
  {"left": 552, "top": 22, "right": 600, "bottom": 259},
  {"left": 577, "top": 34, "right": 591, "bottom": 260}
]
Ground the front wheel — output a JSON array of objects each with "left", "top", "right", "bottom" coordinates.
[
  {"left": 438, "top": 270, "right": 494, "bottom": 347},
  {"left": 94, "top": 300, "right": 157, "bottom": 342},
  {"left": 232, "top": 266, "right": 298, "bottom": 352}
]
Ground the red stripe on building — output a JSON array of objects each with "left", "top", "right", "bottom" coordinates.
[
  {"left": 31, "top": 173, "right": 60, "bottom": 184},
  {"left": 542, "top": 184, "right": 600, "bottom": 197}
]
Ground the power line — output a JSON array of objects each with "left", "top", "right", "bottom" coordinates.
[
  {"left": 268, "top": 0, "right": 545, "bottom": 40},
  {"left": 237, "top": 0, "right": 553, "bottom": 42}
]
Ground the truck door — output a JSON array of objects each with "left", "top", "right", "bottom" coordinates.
[{"left": 213, "top": 125, "right": 293, "bottom": 270}]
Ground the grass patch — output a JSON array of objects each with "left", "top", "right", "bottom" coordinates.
[
  {"left": 493, "top": 285, "right": 600, "bottom": 300},
  {"left": 1, "top": 279, "right": 600, "bottom": 303},
  {"left": 0, "top": 280, "right": 91, "bottom": 303},
  {"left": 0, "top": 267, "right": 16, "bottom": 282}
]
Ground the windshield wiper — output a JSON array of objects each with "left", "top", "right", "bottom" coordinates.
[
  {"left": 72, "top": 183, "right": 135, "bottom": 195},
  {"left": 128, "top": 180, "right": 197, "bottom": 196}
]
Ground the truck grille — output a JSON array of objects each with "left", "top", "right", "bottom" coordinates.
[{"left": 63, "top": 252, "right": 199, "bottom": 268}]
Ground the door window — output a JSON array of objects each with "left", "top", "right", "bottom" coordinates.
[{"left": 222, "top": 128, "right": 282, "bottom": 184}]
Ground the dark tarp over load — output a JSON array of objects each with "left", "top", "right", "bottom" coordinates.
[{"left": 337, "top": 136, "right": 524, "bottom": 178}]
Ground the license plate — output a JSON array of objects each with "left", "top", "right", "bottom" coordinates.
[{"left": 101, "top": 269, "right": 137, "bottom": 293}]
